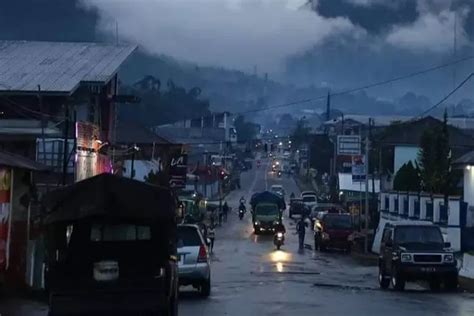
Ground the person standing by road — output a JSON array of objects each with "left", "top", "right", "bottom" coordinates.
[
  {"left": 208, "top": 225, "right": 216, "bottom": 253},
  {"left": 296, "top": 217, "right": 307, "bottom": 250},
  {"left": 223, "top": 201, "right": 229, "bottom": 222}
]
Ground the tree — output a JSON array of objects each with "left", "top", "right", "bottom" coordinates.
[
  {"left": 417, "top": 110, "right": 452, "bottom": 194},
  {"left": 291, "top": 118, "right": 311, "bottom": 149},
  {"left": 393, "top": 161, "right": 421, "bottom": 191},
  {"left": 234, "top": 115, "right": 258, "bottom": 143}
]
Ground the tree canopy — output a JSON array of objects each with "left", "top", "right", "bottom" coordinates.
[
  {"left": 393, "top": 161, "right": 421, "bottom": 192},
  {"left": 234, "top": 115, "right": 259, "bottom": 143},
  {"left": 417, "top": 111, "right": 453, "bottom": 194},
  {"left": 120, "top": 76, "right": 211, "bottom": 126}
]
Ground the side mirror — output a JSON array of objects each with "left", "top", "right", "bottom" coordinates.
[{"left": 444, "top": 242, "right": 451, "bottom": 248}]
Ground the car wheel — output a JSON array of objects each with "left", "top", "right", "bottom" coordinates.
[
  {"left": 445, "top": 275, "right": 458, "bottom": 291},
  {"left": 200, "top": 277, "right": 211, "bottom": 297},
  {"left": 378, "top": 267, "right": 390, "bottom": 290},
  {"left": 391, "top": 268, "right": 405, "bottom": 291}
]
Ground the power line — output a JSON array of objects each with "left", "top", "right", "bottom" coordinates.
[
  {"left": 415, "top": 72, "right": 474, "bottom": 119},
  {"left": 231, "top": 54, "right": 474, "bottom": 116}
]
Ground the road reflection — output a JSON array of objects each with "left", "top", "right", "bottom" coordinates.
[{"left": 269, "top": 250, "right": 293, "bottom": 273}]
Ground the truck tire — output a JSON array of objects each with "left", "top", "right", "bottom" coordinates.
[
  {"left": 378, "top": 267, "right": 390, "bottom": 290},
  {"left": 391, "top": 268, "right": 405, "bottom": 291}
]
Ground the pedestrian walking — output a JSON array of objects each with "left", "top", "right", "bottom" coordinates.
[
  {"left": 296, "top": 217, "right": 307, "bottom": 250},
  {"left": 223, "top": 201, "right": 229, "bottom": 222},
  {"left": 208, "top": 225, "right": 216, "bottom": 253}
]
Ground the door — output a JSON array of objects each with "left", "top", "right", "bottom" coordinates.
[
  {"left": 383, "top": 229, "right": 394, "bottom": 273},
  {"left": 380, "top": 228, "right": 392, "bottom": 271}
]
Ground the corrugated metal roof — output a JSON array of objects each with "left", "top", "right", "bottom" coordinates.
[
  {"left": 0, "top": 41, "right": 136, "bottom": 94},
  {"left": 0, "top": 150, "right": 49, "bottom": 171}
]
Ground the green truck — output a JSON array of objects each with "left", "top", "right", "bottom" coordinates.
[{"left": 250, "top": 191, "right": 286, "bottom": 234}]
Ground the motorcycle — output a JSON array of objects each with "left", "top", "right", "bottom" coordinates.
[
  {"left": 274, "top": 232, "right": 285, "bottom": 250},
  {"left": 239, "top": 204, "right": 246, "bottom": 220},
  {"left": 277, "top": 170, "right": 282, "bottom": 177},
  {"left": 239, "top": 208, "right": 245, "bottom": 220}
]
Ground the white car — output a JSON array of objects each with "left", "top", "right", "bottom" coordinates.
[{"left": 271, "top": 184, "right": 285, "bottom": 197}]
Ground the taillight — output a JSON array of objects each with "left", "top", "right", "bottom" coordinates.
[{"left": 198, "top": 245, "right": 208, "bottom": 263}]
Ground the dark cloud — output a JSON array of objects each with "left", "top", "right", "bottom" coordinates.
[{"left": 316, "top": 0, "right": 419, "bottom": 34}]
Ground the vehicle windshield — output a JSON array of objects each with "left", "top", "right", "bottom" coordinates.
[
  {"left": 177, "top": 226, "right": 202, "bottom": 247},
  {"left": 395, "top": 226, "right": 444, "bottom": 246},
  {"left": 255, "top": 204, "right": 279, "bottom": 216},
  {"left": 303, "top": 196, "right": 316, "bottom": 203},
  {"left": 323, "top": 215, "right": 352, "bottom": 229}
]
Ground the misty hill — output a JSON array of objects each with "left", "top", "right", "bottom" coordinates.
[{"left": 1, "top": 0, "right": 474, "bottom": 122}]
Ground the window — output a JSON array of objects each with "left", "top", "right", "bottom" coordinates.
[
  {"left": 90, "top": 224, "right": 151, "bottom": 241},
  {"left": 382, "top": 228, "right": 392, "bottom": 244},
  {"left": 303, "top": 196, "right": 316, "bottom": 203},
  {"left": 177, "top": 226, "right": 202, "bottom": 247}
]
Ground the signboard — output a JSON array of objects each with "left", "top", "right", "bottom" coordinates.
[
  {"left": 338, "top": 135, "right": 361, "bottom": 156},
  {"left": 76, "top": 121, "right": 111, "bottom": 182},
  {"left": 0, "top": 168, "right": 11, "bottom": 271},
  {"left": 169, "top": 154, "right": 188, "bottom": 189},
  {"left": 352, "top": 155, "right": 366, "bottom": 182}
]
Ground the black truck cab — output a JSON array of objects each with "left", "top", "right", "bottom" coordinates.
[{"left": 378, "top": 221, "right": 458, "bottom": 291}]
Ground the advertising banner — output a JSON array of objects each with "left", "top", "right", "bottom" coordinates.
[
  {"left": 169, "top": 153, "right": 188, "bottom": 189},
  {"left": 351, "top": 155, "right": 366, "bottom": 183},
  {"left": 0, "top": 168, "right": 11, "bottom": 271}
]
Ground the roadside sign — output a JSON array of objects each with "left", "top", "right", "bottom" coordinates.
[
  {"left": 338, "top": 135, "right": 361, "bottom": 156},
  {"left": 352, "top": 155, "right": 366, "bottom": 182},
  {"left": 169, "top": 153, "right": 188, "bottom": 189}
]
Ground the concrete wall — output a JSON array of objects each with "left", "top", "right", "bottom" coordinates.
[
  {"left": 373, "top": 191, "right": 464, "bottom": 253},
  {"left": 464, "top": 167, "right": 474, "bottom": 206}
]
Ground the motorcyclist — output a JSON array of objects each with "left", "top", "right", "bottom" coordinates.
[
  {"left": 275, "top": 222, "right": 286, "bottom": 235},
  {"left": 290, "top": 192, "right": 296, "bottom": 199},
  {"left": 239, "top": 196, "right": 246, "bottom": 204}
]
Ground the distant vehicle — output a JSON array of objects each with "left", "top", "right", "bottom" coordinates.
[
  {"left": 378, "top": 222, "right": 457, "bottom": 291},
  {"left": 314, "top": 212, "right": 353, "bottom": 252},
  {"left": 250, "top": 191, "right": 285, "bottom": 234},
  {"left": 289, "top": 198, "right": 310, "bottom": 218},
  {"left": 270, "top": 184, "right": 285, "bottom": 197},
  {"left": 43, "top": 174, "right": 178, "bottom": 315},
  {"left": 310, "top": 204, "right": 346, "bottom": 223},
  {"left": 302, "top": 195, "right": 318, "bottom": 210},
  {"left": 177, "top": 224, "right": 212, "bottom": 297}
]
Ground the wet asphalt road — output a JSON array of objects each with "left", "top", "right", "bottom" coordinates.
[
  {"left": 4, "top": 158, "right": 474, "bottom": 316},
  {"left": 179, "top": 158, "right": 474, "bottom": 316}
]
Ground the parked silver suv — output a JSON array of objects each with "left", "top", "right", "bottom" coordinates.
[{"left": 177, "top": 224, "right": 211, "bottom": 297}]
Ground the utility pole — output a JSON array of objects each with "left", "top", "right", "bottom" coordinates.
[
  {"left": 364, "top": 119, "right": 370, "bottom": 253},
  {"left": 370, "top": 119, "right": 376, "bottom": 226},
  {"left": 62, "top": 103, "right": 70, "bottom": 185},
  {"left": 326, "top": 91, "right": 331, "bottom": 121}
]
